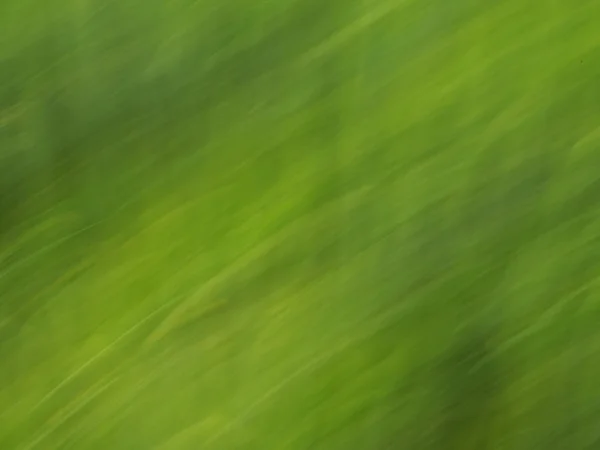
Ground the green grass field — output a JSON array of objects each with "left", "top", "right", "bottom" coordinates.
[{"left": 2, "top": 0, "right": 600, "bottom": 448}]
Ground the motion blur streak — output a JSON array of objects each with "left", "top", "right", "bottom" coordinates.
[{"left": 1, "top": 0, "right": 600, "bottom": 449}]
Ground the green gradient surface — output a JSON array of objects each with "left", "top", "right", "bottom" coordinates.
[{"left": 2, "top": 0, "right": 600, "bottom": 449}]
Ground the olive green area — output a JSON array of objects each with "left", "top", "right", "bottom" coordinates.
[{"left": 2, "top": 0, "right": 600, "bottom": 449}]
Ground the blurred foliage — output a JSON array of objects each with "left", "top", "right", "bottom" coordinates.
[{"left": 1, "top": 0, "right": 600, "bottom": 449}]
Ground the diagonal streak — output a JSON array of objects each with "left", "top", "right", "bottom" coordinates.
[
  {"left": 15, "top": 186, "right": 370, "bottom": 424},
  {"left": 155, "top": 299, "right": 413, "bottom": 450}
]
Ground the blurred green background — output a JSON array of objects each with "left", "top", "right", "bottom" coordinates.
[{"left": 1, "top": 0, "right": 600, "bottom": 448}]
